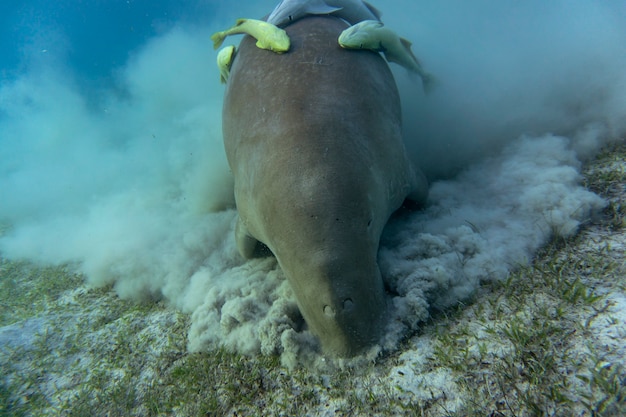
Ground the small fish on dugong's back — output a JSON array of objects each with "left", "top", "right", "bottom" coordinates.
[
  {"left": 211, "top": 18, "right": 290, "bottom": 53},
  {"left": 266, "top": 0, "right": 381, "bottom": 27},
  {"left": 339, "top": 20, "right": 435, "bottom": 93},
  {"left": 222, "top": 16, "right": 428, "bottom": 356},
  {"left": 216, "top": 45, "right": 237, "bottom": 84}
]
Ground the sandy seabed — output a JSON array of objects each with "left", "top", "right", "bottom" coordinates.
[{"left": 0, "top": 144, "right": 624, "bottom": 416}]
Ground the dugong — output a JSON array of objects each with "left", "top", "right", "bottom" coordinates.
[{"left": 222, "top": 16, "right": 428, "bottom": 356}]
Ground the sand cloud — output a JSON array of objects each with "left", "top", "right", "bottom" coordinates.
[{"left": 1, "top": 0, "right": 625, "bottom": 366}]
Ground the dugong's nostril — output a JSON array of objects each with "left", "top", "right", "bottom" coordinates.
[{"left": 324, "top": 299, "right": 354, "bottom": 317}]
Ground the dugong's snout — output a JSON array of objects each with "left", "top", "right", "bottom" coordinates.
[
  {"left": 314, "top": 284, "right": 387, "bottom": 356},
  {"left": 287, "top": 256, "right": 388, "bottom": 357}
]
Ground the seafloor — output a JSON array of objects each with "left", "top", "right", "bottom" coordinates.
[{"left": 1, "top": 143, "right": 625, "bottom": 416}]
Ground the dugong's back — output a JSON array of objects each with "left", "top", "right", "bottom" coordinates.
[{"left": 222, "top": 16, "right": 423, "bottom": 356}]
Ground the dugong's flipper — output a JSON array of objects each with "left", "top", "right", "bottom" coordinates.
[
  {"left": 407, "top": 166, "right": 429, "bottom": 206},
  {"left": 235, "top": 216, "right": 262, "bottom": 259}
]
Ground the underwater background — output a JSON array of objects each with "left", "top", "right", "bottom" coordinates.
[{"left": 1, "top": 1, "right": 626, "bottom": 414}]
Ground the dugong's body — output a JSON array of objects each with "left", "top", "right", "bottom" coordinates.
[{"left": 222, "top": 16, "right": 427, "bottom": 356}]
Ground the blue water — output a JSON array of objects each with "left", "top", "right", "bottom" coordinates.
[{"left": 0, "top": 0, "right": 230, "bottom": 82}]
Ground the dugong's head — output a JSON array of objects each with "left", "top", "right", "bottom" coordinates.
[
  {"left": 280, "top": 245, "right": 388, "bottom": 356},
  {"left": 257, "top": 168, "right": 390, "bottom": 357}
]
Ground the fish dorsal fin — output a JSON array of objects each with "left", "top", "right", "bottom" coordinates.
[
  {"left": 363, "top": 1, "right": 382, "bottom": 20},
  {"left": 400, "top": 36, "right": 420, "bottom": 66},
  {"left": 307, "top": 0, "right": 343, "bottom": 16}
]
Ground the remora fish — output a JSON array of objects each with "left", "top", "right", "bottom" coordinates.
[
  {"left": 266, "top": 0, "right": 381, "bottom": 26},
  {"left": 217, "top": 45, "right": 237, "bottom": 84},
  {"left": 211, "top": 19, "right": 290, "bottom": 53},
  {"left": 338, "top": 20, "right": 435, "bottom": 93}
]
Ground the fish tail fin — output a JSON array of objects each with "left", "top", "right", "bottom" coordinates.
[
  {"left": 211, "top": 32, "right": 225, "bottom": 49},
  {"left": 404, "top": 68, "right": 437, "bottom": 95},
  {"left": 405, "top": 69, "right": 420, "bottom": 84},
  {"left": 421, "top": 72, "right": 437, "bottom": 94},
  {"left": 399, "top": 36, "right": 436, "bottom": 94}
]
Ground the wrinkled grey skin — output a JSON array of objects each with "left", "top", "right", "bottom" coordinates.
[{"left": 222, "top": 16, "right": 428, "bottom": 356}]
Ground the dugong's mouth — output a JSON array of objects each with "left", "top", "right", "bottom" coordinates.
[{"left": 290, "top": 268, "right": 388, "bottom": 357}]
